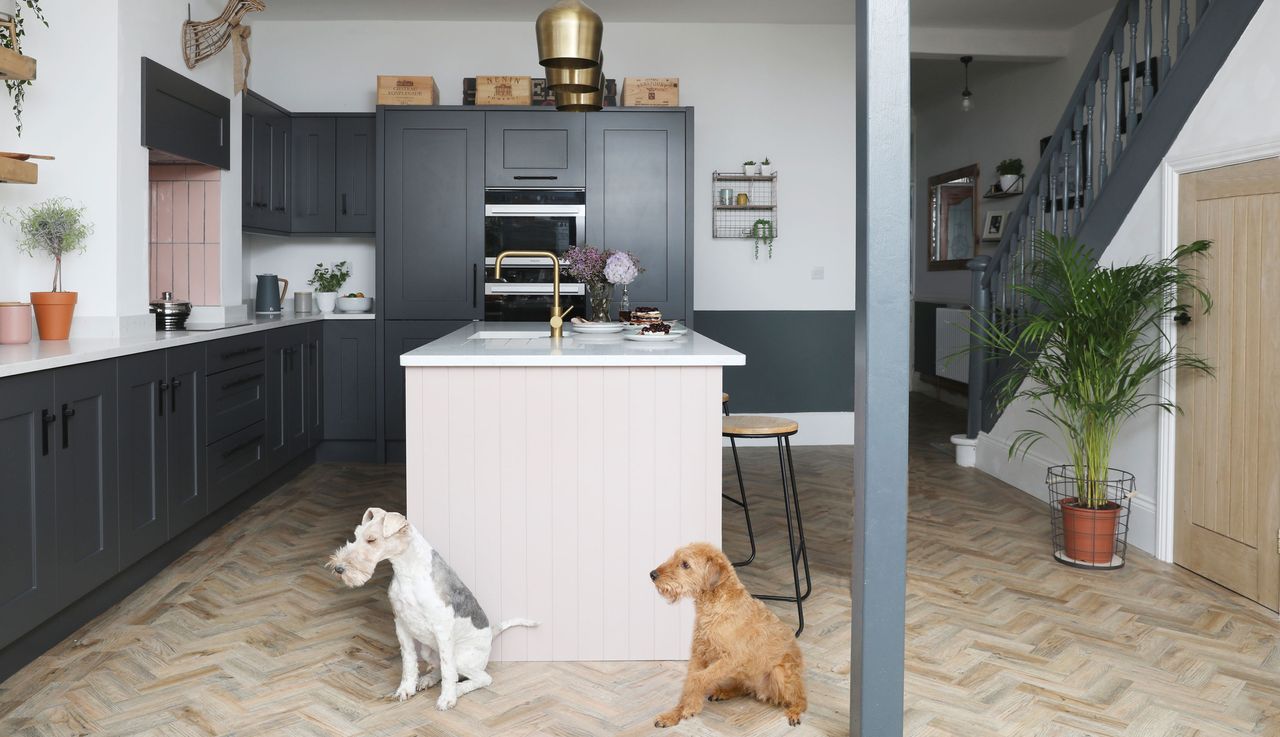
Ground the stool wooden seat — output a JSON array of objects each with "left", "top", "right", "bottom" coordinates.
[
  {"left": 722, "top": 392, "right": 729, "bottom": 404},
  {"left": 723, "top": 415, "right": 800, "bottom": 437}
]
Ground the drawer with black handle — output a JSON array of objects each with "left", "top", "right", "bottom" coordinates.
[
  {"left": 207, "top": 360, "right": 266, "bottom": 443},
  {"left": 208, "top": 420, "right": 268, "bottom": 511},
  {"left": 206, "top": 332, "right": 267, "bottom": 375}
]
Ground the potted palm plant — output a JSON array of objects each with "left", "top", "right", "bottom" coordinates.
[
  {"left": 975, "top": 232, "right": 1212, "bottom": 568},
  {"left": 4, "top": 197, "right": 93, "bottom": 340}
]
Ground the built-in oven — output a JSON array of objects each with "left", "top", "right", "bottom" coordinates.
[{"left": 484, "top": 189, "right": 587, "bottom": 321}]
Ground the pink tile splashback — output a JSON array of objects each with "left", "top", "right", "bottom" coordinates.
[{"left": 150, "top": 164, "right": 221, "bottom": 306}]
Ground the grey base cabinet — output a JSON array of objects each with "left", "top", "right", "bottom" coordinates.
[
  {"left": 383, "top": 320, "right": 469, "bottom": 441},
  {"left": 267, "top": 325, "right": 309, "bottom": 469},
  {"left": 305, "top": 322, "right": 323, "bottom": 447},
  {"left": 323, "top": 321, "right": 376, "bottom": 440}
]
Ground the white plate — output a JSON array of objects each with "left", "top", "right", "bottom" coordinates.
[
  {"left": 570, "top": 322, "right": 624, "bottom": 334},
  {"left": 624, "top": 322, "right": 686, "bottom": 335},
  {"left": 624, "top": 331, "right": 684, "bottom": 342}
]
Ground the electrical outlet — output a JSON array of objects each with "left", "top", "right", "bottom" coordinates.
[{"left": 811, "top": 266, "right": 825, "bottom": 280}]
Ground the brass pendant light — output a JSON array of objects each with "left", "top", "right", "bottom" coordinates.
[
  {"left": 555, "top": 89, "right": 603, "bottom": 112},
  {"left": 547, "top": 52, "right": 603, "bottom": 93},
  {"left": 536, "top": 0, "right": 603, "bottom": 70}
]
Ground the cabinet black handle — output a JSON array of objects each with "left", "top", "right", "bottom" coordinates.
[
  {"left": 159, "top": 380, "right": 169, "bottom": 417},
  {"left": 513, "top": 175, "right": 558, "bottom": 181},
  {"left": 61, "top": 404, "right": 75, "bottom": 449},
  {"left": 341, "top": 193, "right": 348, "bottom": 215},
  {"left": 220, "top": 345, "right": 263, "bottom": 360},
  {"left": 171, "top": 377, "right": 182, "bottom": 413},
  {"left": 221, "top": 372, "right": 264, "bottom": 391},
  {"left": 473, "top": 263, "right": 478, "bottom": 309},
  {"left": 221, "top": 434, "right": 264, "bottom": 460},
  {"left": 41, "top": 409, "right": 55, "bottom": 456}
]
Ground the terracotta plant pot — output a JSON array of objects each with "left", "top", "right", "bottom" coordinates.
[
  {"left": 30, "top": 291, "right": 77, "bottom": 340},
  {"left": 1058, "top": 498, "right": 1121, "bottom": 564}
]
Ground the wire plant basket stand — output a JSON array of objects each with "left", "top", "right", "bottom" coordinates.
[
  {"left": 1046, "top": 465, "right": 1133, "bottom": 570},
  {"left": 711, "top": 172, "right": 777, "bottom": 240}
]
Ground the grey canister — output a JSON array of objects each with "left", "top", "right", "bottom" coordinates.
[
  {"left": 294, "top": 291, "right": 314, "bottom": 314},
  {"left": 718, "top": 188, "right": 734, "bottom": 206}
]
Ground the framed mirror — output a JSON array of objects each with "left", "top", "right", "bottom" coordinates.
[{"left": 927, "top": 164, "right": 980, "bottom": 270}]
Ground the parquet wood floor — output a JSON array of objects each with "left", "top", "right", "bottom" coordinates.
[{"left": 1, "top": 397, "right": 1276, "bottom": 736}]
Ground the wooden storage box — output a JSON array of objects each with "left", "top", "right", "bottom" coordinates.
[
  {"left": 623, "top": 77, "right": 680, "bottom": 107},
  {"left": 377, "top": 75, "right": 439, "bottom": 106},
  {"left": 474, "top": 75, "right": 533, "bottom": 106}
]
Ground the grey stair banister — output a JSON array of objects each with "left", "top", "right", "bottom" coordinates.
[{"left": 966, "top": 0, "right": 1265, "bottom": 439}]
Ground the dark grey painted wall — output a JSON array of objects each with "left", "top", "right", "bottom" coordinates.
[{"left": 693, "top": 310, "right": 854, "bottom": 413}]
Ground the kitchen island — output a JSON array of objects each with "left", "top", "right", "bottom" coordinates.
[{"left": 400, "top": 322, "right": 744, "bottom": 661}]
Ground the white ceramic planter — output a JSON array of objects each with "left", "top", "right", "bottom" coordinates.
[
  {"left": 951, "top": 433, "right": 978, "bottom": 468},
  {"left": 761, "top": 165, "right": 774, "bottom": 176},
  {"left": 315, "top": 291, "right": 338, "bottom": 313},
  {"left": 999, "top": 174, "right": 1021, "bottom": 192}
]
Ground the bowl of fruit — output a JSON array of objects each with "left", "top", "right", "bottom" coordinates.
[{"left": 335, "top": 292, "right": 372, "bottom": 313}]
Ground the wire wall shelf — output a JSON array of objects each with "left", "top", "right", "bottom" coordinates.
[{"left": 712, "top": 171, "right": 777, "bottom": 239}]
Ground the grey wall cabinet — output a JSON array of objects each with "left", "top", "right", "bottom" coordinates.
[
  {"left": 266, "top": 325, "right": 309, "bottom": 468},
  {"left": 485, "top": 111, "right": 585, "bottom": 187},
  {"left": 141, "top": 57, "right": 231, "bottom": 170},
  {"left": 52, "top": 362, "right": 119, "bottom": 609},
  {"left": 0, "top": 372, "right": 57, "bottom": 650},
  {"left": 586, "top": 112, "right": 690, "bottom": 320},
  {"left": 305, "top": 322, "right": 324, "bottom": 447},
  {"left": 243, "top": 91, "right": 291, "bottom": 234},
  {"left": 383, "top": 320, "right": 469, "bottom": 442},
  {"left": 323, "top": 321, "right": 375, "bottom": 440},
  {"left": 336, "top": 116, "right": 376, "bottom": 233},
  {"left": 291, "top": 116, "right": 337, "bottom": 233},
  {"left": 382, "top": 110, "right": 484, "bottom": 320}
]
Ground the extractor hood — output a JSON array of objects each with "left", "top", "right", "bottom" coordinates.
[{"left": 141, "top": 57, "right": 231, "bottom": 169}]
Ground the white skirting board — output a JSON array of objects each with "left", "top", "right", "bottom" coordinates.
[
  {"left": 405, "top": 365, "right": 722, "bottom": 661},
  {"left": 721, "top": 411, "right": 855, "bottom": 446},
  {"left": 975, "top": 432, "right": 1157, "bottom": 555}
]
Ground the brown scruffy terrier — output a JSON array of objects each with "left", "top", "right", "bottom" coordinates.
[{"left": 650, "top": 542, "right": 807, "bottom": 728}]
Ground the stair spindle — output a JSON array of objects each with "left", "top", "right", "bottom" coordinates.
[
  {"left": 1073, "top": 105, "right": 1085, "bottom": 231},
  {"left": 1178, "top": 0, "right": 1191, "bottom": 52},
  {"left": 1161, "top": 0, "right": 1172, "bottom": 79},
  {"left": 1144, "top": 0, "right": 1155, "bottom": 109},
  {"left": 1099, "top": 50, "right": 1111, "bottom": 188},
  {"left": 1114, "top": 23, "right": 1127, "bottom": 157},
  {"left": 1128, "top": 1, "right": 1139, "bottom": 136}
]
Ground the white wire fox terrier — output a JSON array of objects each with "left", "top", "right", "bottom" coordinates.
[{"left": 327, "top": 507, "right": 536, "bottom": 710}]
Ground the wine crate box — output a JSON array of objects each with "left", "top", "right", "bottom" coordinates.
[
  {"left": 622, "top": 78, "right": 680, "bottom": 107},
  {"left": 474, "top": 75, "right": 533, "bottom": 106},
  {"left": 377, "top": 76, "right": 439, "bottom": 105}
]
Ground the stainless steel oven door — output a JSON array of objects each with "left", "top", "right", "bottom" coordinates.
[{"left": 483, "top": 203, "right": 586, "bottom": 268}]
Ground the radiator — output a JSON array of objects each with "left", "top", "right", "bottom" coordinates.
[{"left": 935, "top": 308, "right": 970, "bottom": 384}]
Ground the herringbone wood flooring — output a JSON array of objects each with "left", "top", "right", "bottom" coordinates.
[{"left": 1, "top": 396, "right": 1277, "bottom": 736}]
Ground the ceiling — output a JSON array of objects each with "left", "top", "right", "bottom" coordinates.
[{"left": 257, "top": 0, "right": 1115, "bottom": 29}]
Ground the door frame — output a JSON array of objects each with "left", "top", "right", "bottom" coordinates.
[{"left": 1155, "top": 142, "right": 1280, "bottom": 562}]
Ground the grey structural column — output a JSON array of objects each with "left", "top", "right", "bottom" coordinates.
[{"left": 852, "top": 1, "right": 910, "bottom": 736}]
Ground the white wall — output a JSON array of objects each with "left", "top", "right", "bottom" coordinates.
[
  {"left": 912, "top": 12, "right": 1108, "bottom": 304},
  {"left": 243, "top": 234, "right": 377, "bottom": 308},
  {"left": 0, "top": 2, "right": 121, "bottom": 335},
  {"left": 978, "top": 0, "right": 1280, "bottom": 557},
  {"left": 243, "top": 20, "right": 857, "bottom": 312}
]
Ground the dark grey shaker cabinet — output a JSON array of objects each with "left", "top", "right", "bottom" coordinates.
[
  {"left": 141, "top": 57, "right": 230, "bottom": 170},
  {"left": 291, "top": 116, "right": 337, "bottom": 233},
  {"left": 382, "top": 110, "right": 484, "bottom": 320},
  {"left": 166, "top": 345, "right": 208, "bottom": 537},
  {"left": 485, "top": 111, "right": 585, "bottom": 187},
  {"left": 305, "top": 322, "right": 324, "bottom": 447},
  {"left": 0, "top": 373, "right": 57, "bottom": 649},
  {"left": 323, "top": 321, "right": 376, "bottom": 440},
  {"left": 586, "top": 112, "right": 689, "bottom": 320},
  {"left": 383, "top": 320, "right": 469, "bottom": 440},
  {"left": 53, "top": 361, "right": 119, "bottom": 607},
  {"left": 266, "top": 324, "right": 308, "bottom": 468},
  {"left": 117, "top": 351, "right": 169, "bottom": 567},
  {"left": 243, "top": 92, "right": 291, "bottom": 233},
  {"left": 336, "top": 116, "right": 376, "bottom": 233}
]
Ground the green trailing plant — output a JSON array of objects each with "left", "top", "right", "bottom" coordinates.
[
  {"left": 309, "top": 261, "right": 351, "bottom": 292},
  {"left": 0, "top": 1, "right": 47, "bottom": 137},
  {"left": 742, "top": 160, "right": 756, "bottom": 166},
  {"left": 3, "top": 197, "right": 93, "bottom": 292},
  {"left": 996, "top": 158, "right": 1024, "bottom": 177},
  {"left": 750, "top": 218, "right": 775, "bottom": 259},
  {"left": 972, "top": 231, "right": 1213, "bottom": 508}
]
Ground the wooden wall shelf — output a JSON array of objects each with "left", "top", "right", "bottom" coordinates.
[
  {"left": 0, "top": 46, "right": 36, "bottom": 81},
  {"left": 0, "top": 152, "right": 52, "bottom": 184}
]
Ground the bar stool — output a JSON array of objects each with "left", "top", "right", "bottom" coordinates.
[
  {"left": 723, "top": 414, "right": 813, "bottom": 636},
  {"left": 721, "top": 393, "right": 757, "bottom": 567}
]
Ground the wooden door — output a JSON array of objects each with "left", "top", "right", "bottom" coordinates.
[{"left": 1175, "top": 157, "right": 1280, "bottom": 611}]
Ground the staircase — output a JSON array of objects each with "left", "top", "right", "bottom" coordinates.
[{"left": 965, "top": 0, "right": 1266, "bottom": 438}]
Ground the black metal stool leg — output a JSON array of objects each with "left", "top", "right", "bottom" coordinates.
[
  {"left": 756, "top": 436, "right": 806, "bottom": 636},
  {"left": 722, "top": 402, "right": 756, "bottom": 567},
  {"left": 785, "top": 437, "right": 812, "bottom": 601}
]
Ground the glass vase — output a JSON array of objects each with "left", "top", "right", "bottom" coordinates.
[{"left": 588, "top": 281, "right": 613, "bottom": 322}]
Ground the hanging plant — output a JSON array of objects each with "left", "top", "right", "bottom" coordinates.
[
  {"left": 750, "top": 218, "right": 775, "bottom": 259},
  {"left": 0, "top": 1, "right": 47, "bottom": 137}
]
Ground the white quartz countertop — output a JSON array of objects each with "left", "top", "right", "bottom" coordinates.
[
  {"left": 0, "top": 310, "right": 373, "bottom": 378},
  {"left": 400, "top": 322, "right": 745, "bottom": 368}
]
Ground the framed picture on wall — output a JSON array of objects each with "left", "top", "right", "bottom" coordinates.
[{"left": 982, "top": 209, "right": 1009, "bottom": 242}]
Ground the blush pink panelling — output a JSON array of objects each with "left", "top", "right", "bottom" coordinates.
[{"left": 149, "top": 164, "right": 221, "bottom": 305}]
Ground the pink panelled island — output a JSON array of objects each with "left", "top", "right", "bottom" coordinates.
[{"left": 400, "top": 322, "right": 744, "bottom": 661}]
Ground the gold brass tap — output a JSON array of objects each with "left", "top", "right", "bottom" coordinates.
[{"left": 493, "top": 251, "right": 573, "bottom": 339}]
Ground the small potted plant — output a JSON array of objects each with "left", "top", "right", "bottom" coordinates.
[
  {"left": 996, "top": 158, "right": 1024, "bottom": 192},
  {"left": 750, "top": 218, "right": 775, "bottom": 259},
  {"left": 973, "top": 232, "right": 1212, "bottom": 568},
  {"left": 760, "top": 157, "right": 774, "bottom": 176},
  {"left": 742, "top": 160, "right": 758, "bottom": 176},
  {"left": 4, "top": 197, "right": 93, "bottom": 340},
  {"left": 308, "top": 261, "right": 351, "bottom": 313}
]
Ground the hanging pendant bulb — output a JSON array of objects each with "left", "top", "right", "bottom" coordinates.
[
  {"left": 960, "top": 55, "right": 974, "bottom": 113},
  {"left": 547, "top": 51, "right": 603, "bottom": 93},
  {"left": 536, "top": 0, "right": 603, "bottom": 70}
]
